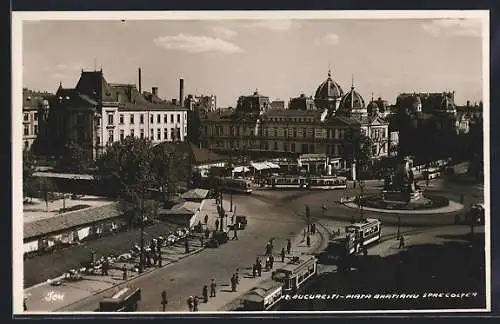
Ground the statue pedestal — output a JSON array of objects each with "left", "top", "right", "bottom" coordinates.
[{"left": 382, "top": 190, "right": 423, "bottom": 205}]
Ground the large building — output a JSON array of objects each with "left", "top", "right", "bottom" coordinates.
[
  {"left": 22, "top": 88, "right": 51, "bottom": 150},
  {"left": 36, "top": 69, "right": 188, "bottom": 160},
  {"left": 200, "top": 70, "right": 392, "bottom": 173},
  {"left": 389, "top": 91, "right": 465, "bottom": 161}
]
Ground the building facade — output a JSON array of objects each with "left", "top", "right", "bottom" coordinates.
[
  {"left": 200, "top": 69, "right": 392, "bottom": 172},
  {"left": 39, "top": 69, "right": 187, "bottom": 160},
  {"left": 22, "top": 88, "right": 51, "bottom": 150}
]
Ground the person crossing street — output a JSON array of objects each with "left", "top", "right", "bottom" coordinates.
[{"left": 210, "top": 279, "right": 217, "bottom": 297}]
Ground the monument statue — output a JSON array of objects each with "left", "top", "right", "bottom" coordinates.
[{"left": 382, "top": 157, "right": 422, "bottom": 204}]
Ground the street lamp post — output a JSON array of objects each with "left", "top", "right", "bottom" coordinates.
[
  {"left": 358, "top": 180, "right": 365, "bottom": 221},
  {"left": 397, "top": 216, "right": 401, "bottom": 240},
  {"left": 138, "top": 192, "right": 145, "bottom": 273}
]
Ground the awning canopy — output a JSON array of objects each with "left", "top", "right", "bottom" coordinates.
[
  {"left": 233, "top": 166, "right": 250, "bottom": 173},
  {"left": 250, "top": 161, "right": 281, "bottom": 171}
]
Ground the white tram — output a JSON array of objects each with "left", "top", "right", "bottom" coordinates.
[
  {"left": 265, "top": 176, "right": 308, "bottom": 189},
  {"left": 308, "top": 176, "right": 348, "bottom": 190},
  {"left": 265, "top": 175, "right": 347, "bottom": 190},
  {"left": 271, "top": 255, "right": 318, "bottom": 293},
  {"left": 239, "top": 279, "right": 284, "bottom": 311},
  {"left": 345, "top": 218, "right": 382, "bottom": 253}
]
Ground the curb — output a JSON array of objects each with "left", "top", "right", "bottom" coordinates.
[{"left": 53, "top": 246, "right": 206, "bottom": 312}]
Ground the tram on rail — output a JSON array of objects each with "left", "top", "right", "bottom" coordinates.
[
  {"left": 345, "top": 218, "right": 382, "bottom": 253},
  {"left": 238, "top": 255, "right": 318, "bottom": 311},
  {"left": 200, "top": 176, "right": 253, "bottom": 193},
  {"left": 264, "top": 175, "right": 347, "bottom": 190},
  {"left": 324, "top": 218, "right": 382, "bottom": 265}
]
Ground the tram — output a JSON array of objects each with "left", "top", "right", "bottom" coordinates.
[
  {"left": 265, "top": 175, "right": 347, "bottom": 190},
  {"left": 238, "top": 279, "right": 284, "bottom": 311},
  {"left": 98, "top": 287, "right": 141, "bottom": 312},
  {"left": 264, "top": 176, "right": 308, "bottom": 189},
  {"left": 202, "top": 176, "right": 253, "bottom": 193},
  {"left": 271, "top": 255, "right": 318, "bottom": 293},
  {"left": 308, "top": 176, "right": 348, "bottom": 190},
  {"left": 345, "top": 218, "right": 382, "bottom": 253}
]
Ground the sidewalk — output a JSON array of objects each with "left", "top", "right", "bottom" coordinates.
[
  {"left": 196, "top": 222, "right": 328, "bottom": 312},
  {"left": 24, "top": 198, "right": 234, "bottom": 312}
]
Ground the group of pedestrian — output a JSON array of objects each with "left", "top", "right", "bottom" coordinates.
[
  {"left": 230, "top": 270, "right": 240, "bottom": 292},
  {"left": 186, "top": 278, "right": 219, "bottom": 311}
]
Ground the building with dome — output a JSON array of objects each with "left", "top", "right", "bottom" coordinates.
[
  {"left": 200, "top": 70, "right": 393, "bottom": 174},
  {"left": 389, "top": 91, "right": 463, "bottom": 162},
  {"left": 314, "top": 70, "right": 344, "bottom": 114}
]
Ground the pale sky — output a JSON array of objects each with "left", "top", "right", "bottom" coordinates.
[{"left": 22, "top": 18, "right": 484, "bottom": 107}]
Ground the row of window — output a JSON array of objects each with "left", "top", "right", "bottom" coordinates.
[
  {"left": 97, "top": 127, "right": 183, "bottom": 144},
  {"left": 104, "top": 113, "right": 185, "bottom": 126},
  {"left": 23, "top": 124, "right": 38, "bottom": 136},
  {"left": 23, "top": 112, "right": 38, "bottom": 122},
  {"left": 264, "top": 116, "right": 315, "bottom": 123}
]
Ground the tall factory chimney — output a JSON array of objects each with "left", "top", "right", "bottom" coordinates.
[
  {"left": 179, "top": 78, "right": 184, "bottom": 107},
  {"left": 138, "top": 68, "right": 142, "bottom": 93}
]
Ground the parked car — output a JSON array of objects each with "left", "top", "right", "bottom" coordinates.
[
  {"left": 205, "top": 231, "right": 229, "bottom": 248},
  {"left": 465, "top": 203, "right": 485, "bottom": 225}
]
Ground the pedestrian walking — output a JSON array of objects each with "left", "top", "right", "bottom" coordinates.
[
  {"left": 215, "top": 219, "right": 220, "bottom": 230},
  {"left": 232, "top": 228, "right": 239, "bottom": 240},
  {"left": 281, "top": 247, "right": 286, "bottom": 263},
  {"left": 200, "top": 235, "right": 204, "bottom": 247},
  {"left": 102, "top": 258, "right": 109, "bottom": 276},
  {"left": 158, "top": 252, "right": 162, "bottom": 267},
  {"left": 193, "top": 296, "right": 199, "bottom": 312},
  {"left": 185, "top": 238, "right": 190, "bottom": 253},
  {"left": 269, "top": 254, "right": 274, "bottom": 269},
  {"left": 235, "top": 269, "right": 240, "bottom": 284},
  {"left": 204, "top": 214, "right": 209, "bottom": 224},
  {"left": 122, "top": 265, "right": 127, "bottom": 280},
  {"left": 252, "top": 263, "right": 257, "bottom": 278},
  {"left": 230, "top": 274, "right": 237, "bottom": 292},
  {"left": 23, "top": 297, "right": 27, "bottom": 311},
  {"left": 307, "top": 235, "right": 311, "bottom": 247},
  {"left": 399, "top": 236, "right": 405, "bottom": 249},
  {"left": 257, "top": 261, "right": 262, "bottom": 277},
  {"left": 303, "top": 228, "right": 307, "bottom": 241},
  {"left": 161, "top": 290, "right": 168, "bottom": 312},
  {"left": 202, "top": 285, "right": 209, "bottom": 303},
  {"left": 311, "top": 223, "right": 316, "bottom": 234},
  {"left": 187, "top": 296, "right": 194, "bottom": 312},
  {"left": 210, "top": 279, "right": 217, "bottom": 297},
  {"left": 286, "top": 239, "right": 291, "bottom": 254}
]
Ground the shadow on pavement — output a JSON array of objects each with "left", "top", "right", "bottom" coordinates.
[{"left": 280, "top": 232, "right": 486, "bottom": 311}]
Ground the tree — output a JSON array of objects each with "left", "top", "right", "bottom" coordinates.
[
  {"left": 151, "top": 142, "right": 190, "bottom": 205},
  {"left": 23, "top": 148, "right": 37, "bottom": 203},
  {"left": 95, "top": 136, "right": 157, "bottom": 227},
  {"left": 58, "top": 141, "right": 92, "bottom": 173}
]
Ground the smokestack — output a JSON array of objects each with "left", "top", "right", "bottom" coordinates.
[
  {"left": 152, "top": 87, "right": 158, "bottom": 97},
  {"left": 179, "top": 78, "right": 184, "bottom": 107},
  {"left": 138, "top": 68, "right": 142, "bottom": 93}
]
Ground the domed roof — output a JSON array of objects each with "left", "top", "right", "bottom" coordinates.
[
  {"left": 314, "top": 70, "right": 344, "bottom": 100},
  {"left": 339, "top": 86, "right": 366, "bottom": 112}
]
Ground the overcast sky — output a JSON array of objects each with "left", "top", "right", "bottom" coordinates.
[{"left": 22, "top": 18, "right": 484, "bottom": 106}]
